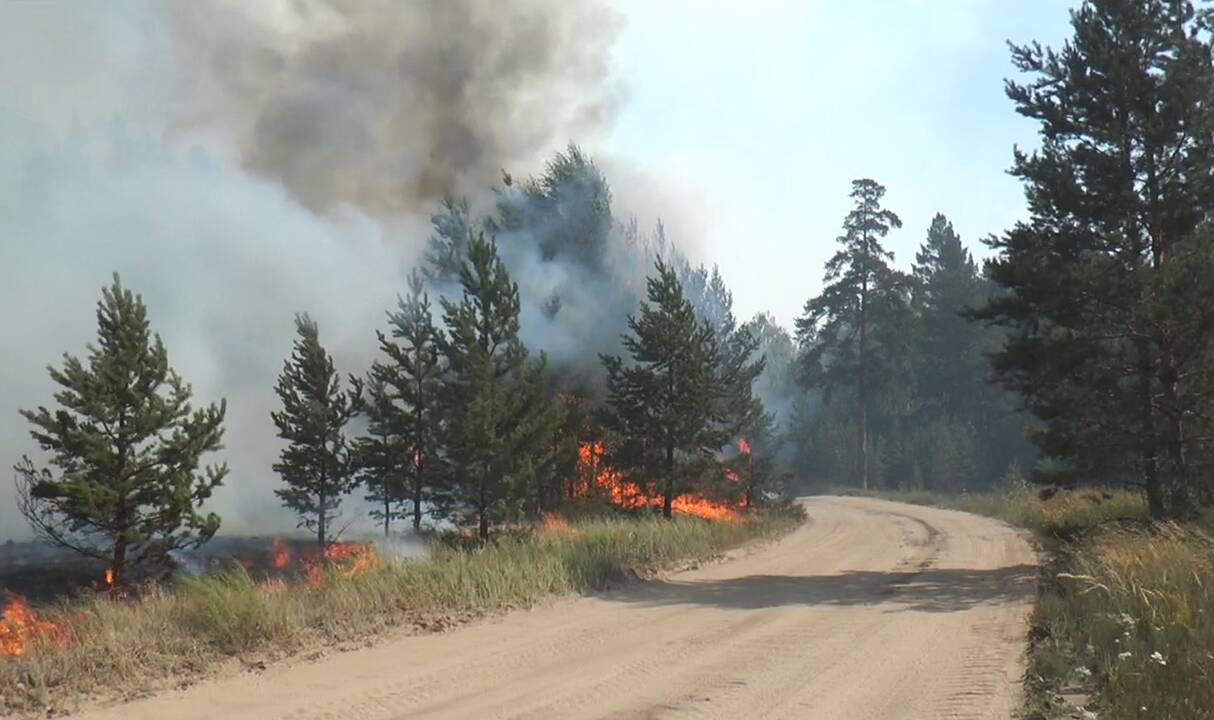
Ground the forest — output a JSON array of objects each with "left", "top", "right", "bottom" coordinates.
[
  {"left": 12, "top": 0, "right": 1214, "bottom": 587},
  {"left": 9, "top": 1, "right": 1214, "bottom": 717}
]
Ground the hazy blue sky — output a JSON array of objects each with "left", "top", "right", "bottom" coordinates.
[{"left": 605, "top": 0, "right": 1078, "bottom": 328}]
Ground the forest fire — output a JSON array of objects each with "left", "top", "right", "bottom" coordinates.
[
  {"left": 271, "top": 537, "right": 291, "bottom": 569},
  {"left": 265, "top": 538, "right": 379, "bottom": 589},
  {"left": 540, "top": 512, "right": 580, "bottom": 535},
  {"left": 324, "top": 542, "right": 378, "bottom": 578},
  {"left": 574, "top": 441, "right": 740, "bottom": 521},
  {"left": 0, "top": 596, "right": 64, "bottom": 658}
]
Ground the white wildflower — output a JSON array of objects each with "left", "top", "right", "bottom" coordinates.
[{"left": 1150, "top": 651, "right": 1167, "bottom": 666}]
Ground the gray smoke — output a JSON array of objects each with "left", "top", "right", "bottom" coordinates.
[
  {"left": 169, "top": 0, "right": 622, "bottom": 214},
  {"left": 0, "top": 0, "right": 625, "bottom": 541}
]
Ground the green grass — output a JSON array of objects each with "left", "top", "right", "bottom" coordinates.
[{"left": 0, "top": 508, "right": 803, "bottom": 715}]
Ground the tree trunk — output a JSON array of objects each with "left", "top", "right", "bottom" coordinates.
[
  {"left": 1159, "top": 357, "right": 1191, "bottom": 516},
  {"left": 414, "top": 374, "right": 426, "bottom": 532},
  {"left": 412, "top": 472, "right": 422, "bottom": 532},
  {"left": 318, "top": 485, "right": 327, "bottom": 549},
  {"left": 111, "top": 532, "right": 127, "bottom": 587},
  {"left": 383, "top": 495, "right": 391, "bottom": 537},
  {"left": 478, "top": 471, "right": 489, "bottom": 541},
  {"left": 858, "top": 271, "right": 869, "bottom": 491},
  {"left": 663, "top": 441, "right": 675, "bottom": 519},
  {"left": 1135, "top": 339, "right": 1165, "bottom": 518}
]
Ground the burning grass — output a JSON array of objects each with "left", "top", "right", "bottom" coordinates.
[
  {"left": 572, "top": 441, "right": 742, "bottom": 521},
  {"left": 0, "top": 508, "right": 802, "bottom": 715}
]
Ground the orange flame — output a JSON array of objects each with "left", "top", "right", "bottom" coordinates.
[
  {"left": 0, "top": 597, "right": 65, "bottom": 657},
  {"left": 540, "top": 512, "right": 581, "bottom": 535},
  {"left": 104, "top": 568, "right": 114, "bottom": 586},
  {"left": 308, "top": 542, "right": 379, "bottom": 587},
  {"left": 270, "top": 537, "right": 291, "bottom": 569},
  {"left": 269, "top": 538, "right": 378, "bottom": 588},
  {"left": 737, "top": 438, "right": 751, "bottom": 455},
  {"left": 574, "top": 441, "right": 739, "bottom": 521}
]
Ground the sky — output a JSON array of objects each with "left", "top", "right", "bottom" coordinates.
[{"left": 604, "top": 0, "right": 1077, "bottom": 328}]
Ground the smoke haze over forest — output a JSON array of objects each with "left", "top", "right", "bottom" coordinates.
[{"left": 0, "top": 1, "right": 1077, "bottom": 539}]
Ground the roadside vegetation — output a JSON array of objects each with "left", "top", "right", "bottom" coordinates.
[{"left": 0, "top": 508, "right": 802, "bottom": 715}]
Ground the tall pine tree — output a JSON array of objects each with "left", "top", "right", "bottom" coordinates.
[
  {"left": 602, "top": 259, "right": 721, "bottom": 518},
  {"left": 976, "top": 0, "right": 1214, "bottom": 516},
  {"left": 439, "top": 232, "right": 563, "bottom": 539},
  {"left": 271, "top": 314, "right": 363, "bottom": 548},
  {"left": 14, "top": 275, "right": 227, "bottom": 585},
  {"left": 361, "top": 270, "right": 445, "bottom": 533},
  {"left": 797, "top": 179, "right": 912, "bottom": 489}
]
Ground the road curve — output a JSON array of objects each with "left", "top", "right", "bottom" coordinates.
[{"left": 80, "top": 497, "right": 1038, "bottom": 720}]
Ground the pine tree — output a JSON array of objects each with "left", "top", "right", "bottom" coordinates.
[
  {"left": 423, "top": 196, "right": 475, "bottom": 283},
  {"left": 602, "top": 259, "right": 721, "bottom": 518},
  {"left": 438, "top": 232, "right": 563, "bottom": 539},
  {"left": 14, "top": 274, "right": 227, "bottom": 585},
  {"left": 360, "top": 271, "right": 445, "bottom": 533},
  {"left": 271, "top": 314, "right": 363, "bottom": 548},
  {"left": 797, "top": 179, "right": 912, "bottom": 490},
  {"left": 975, "top": 0, "right": 1214, "bottom": 516},
  {"left": 495, "top": 143, "right": 613, "bottom": 271},
  {"left": 355, "top": 375, "right": 407, "bottom": 536},
  {"left": 913, "top": 214, "right": 985, "bottom": 419},
  {"left": 694, "top": 267, "right": 768, "bottom": 440}
]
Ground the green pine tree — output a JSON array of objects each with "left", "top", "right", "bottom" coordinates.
[
  {"left": 360, "top": 270, "right": 446, "bottom": 533},
  {"left": 975, "top": 0, "right": 1214, "bottom": 517},
  {"left": 602, "top": 258, "right": 721, "bottom": 518},
  {"left": 797, "top": 179, "right": 913, "bottom": 490},
  {"left": 355, "top": 375, "right": 407, "bottom": 536},
  {"left": 14, "top": 274, "right": 227, "bottom": 585},
  {"left": 271, "top": 314, "right": 364, "bottom": 548},
  {"left": 438, "top": 232, "right": 563, "bottom": 539}
]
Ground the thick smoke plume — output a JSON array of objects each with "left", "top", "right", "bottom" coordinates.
[
  {"left": 0, "top": 0, "right": 624, "bottom": 540},
  {"left": 170, "top": 0, "right": 622, "bottom": 214}
]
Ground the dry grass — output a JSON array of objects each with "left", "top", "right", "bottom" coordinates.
[
  {"left": 0, "top": 508, "right": 802, "bottom": 715},
  {"left": 1030, "top": 523, "right": 1214, "bottom": 719},
  {"left": 868, "top": 485, "right": 1149, "bottom": 540}
]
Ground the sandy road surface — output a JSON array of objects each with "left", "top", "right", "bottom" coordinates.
[{"left": 80, "top": 497, "right": 1037, "bottom": 720}]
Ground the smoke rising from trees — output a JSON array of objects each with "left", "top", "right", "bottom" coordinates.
[{"left": 0, "top": 0, "right": 631, "bottom": 539}]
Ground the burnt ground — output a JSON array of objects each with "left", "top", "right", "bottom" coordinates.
[{"left": 0, "top": 536, "right": 325, "bottom": 605}]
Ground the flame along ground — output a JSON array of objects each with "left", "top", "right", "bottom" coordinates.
[
  {"left": 573, "top": 440, "right": 748, "bottom": 521},
  {"left": 0, "top": 596, "right": 64, "bottom": 658},
  {"left": 540, "top": 512, "right": 581, "bottom": 535},
  {"left": 264, "top": 538, "right": 380, "bottom": 589}
]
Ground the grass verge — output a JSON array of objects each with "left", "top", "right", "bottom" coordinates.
[{"left": 0, "top": 507, "right": 803, "bottom": 716}]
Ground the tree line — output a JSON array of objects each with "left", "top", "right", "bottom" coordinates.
[
  {"left": 12, "top": 232, "right": 774, "bottom": 584},
  {"left": 786, "top": 180, "right": 1034, "bottom": 494},
  {"left": 790, "top": 0, "right": 1214, "bottom": 523}
]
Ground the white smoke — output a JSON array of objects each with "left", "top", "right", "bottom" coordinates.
[{"left": 0, "top": 0, "right": 624, "bottom": 540}]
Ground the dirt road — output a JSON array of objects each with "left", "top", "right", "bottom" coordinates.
[{"left": 80, "top": 497, "right": 1037, "bottom": 720}]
